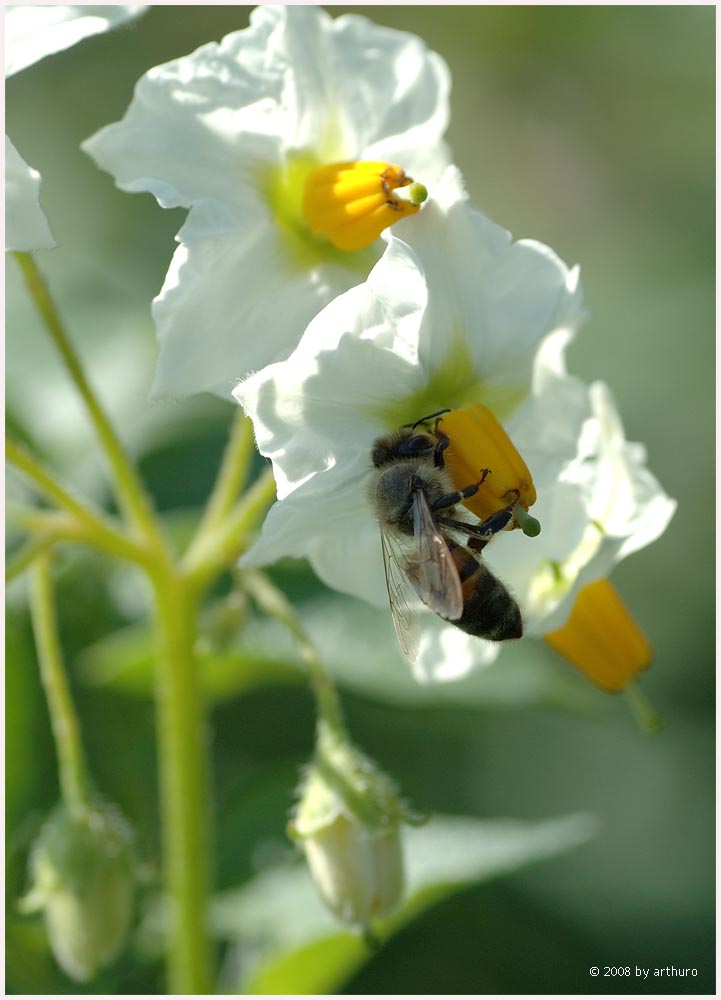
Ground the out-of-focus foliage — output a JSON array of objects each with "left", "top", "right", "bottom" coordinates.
[{"left": 6, "top": 6, "right": 714, "bottom": 994}]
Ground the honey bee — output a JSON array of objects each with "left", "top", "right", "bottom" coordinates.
[{"left": 370, "top": 409, "right": 523, "bottom": 662}]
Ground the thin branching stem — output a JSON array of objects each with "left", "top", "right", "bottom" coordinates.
[
  {"left": 29, "top": 553, "right": 91, "bottom": 811},
  {"left": 182, "top": 466, "right": 276, "bottom": 593},
  {"left": 6, "top": 532, "right": 59, "bottom": 582},
  {"left": 13, "top": 252, "right": 158, "bottom": 540},
  {"left": 189, "top": 408, "right": 255, "bottom": 546},
  {"left": 242, "top": 569, "right": 345, "bottom": 733},
  {"left": 6, "top": 444, "right": 149, "bottom": 567}
]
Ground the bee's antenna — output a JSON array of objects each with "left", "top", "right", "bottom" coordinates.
[{"left": 403, "top": 407, "right": 451, "bottom": 430}]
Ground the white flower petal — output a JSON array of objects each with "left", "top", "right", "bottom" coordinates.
[
  {"left": 5, "top": 5, "right": 147, "bottom": 78},
  {"left": 82, "top": 6, "right": 451, "bottom": 398},
  {"left": 152, "top": 224, "right": 372, "bottom": 399},
  {"left": 586, "top": 381, "right": 677, "bottom": 559},
  {"left": 311, "top": 12, "right": 450, "bottom": 174},
  {"left": 241, "top": 471, "right": 386, "bottom": 610},
  {"left": 384, "top": 168, "right": 586, "bottom": 408},
  {"left": 495, "top": 378, "right": 676, "bottom": 636},
  {"left": 5, "top": 136, "right": 55, "bottom": 251},
  {"left": 235, "top": 278, "right": 427, "bottom": 498},
  {"left": 414, "top": 618, "right": 500, "bottom": 684}
]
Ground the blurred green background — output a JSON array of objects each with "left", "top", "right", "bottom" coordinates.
[{"left": 6, "top": 5, "right": 714, "bottom": 994}]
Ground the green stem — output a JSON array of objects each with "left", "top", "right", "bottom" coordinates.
[
  {"left": 150, "top": 563, "right": 212, "bottom": 994},
  {"left": 6, "top": 532, "right": 59, "bottom": 582},
  {"left": 190, "top": 409, "right": 255, "bottom": 545},
  {"left": 29, "top": 553, "right": 91, "bottom": 811},
  {"left": 13, "top": 252, "right": 158, "bottom": 540},
  {"left": 242, "top": 569, "right": 344, "bottom": 733},
  {"left": 183, "top": 467, "right": 276, "bottom": 593},
  {"left": 12, "top": 255, "right": 218, "bottom": 991},
  {"left": 6, "top": 446, "right": 149, "bottom": 567},
  {"left": 625, "top": 681, "right": 663, "bottom": 735},
  {"left": 8, "top": 437, "right": 111, "bottom": 526}
]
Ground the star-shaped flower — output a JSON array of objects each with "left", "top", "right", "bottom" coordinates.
[{"left": 82, "top": 6, "right": 451, "bottom": 398}]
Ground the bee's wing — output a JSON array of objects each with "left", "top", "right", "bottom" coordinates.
[
  {"left": 380, "top": 528, "right": 422, "bottom": 663},
  {"left": 410, "top": 488, "right": 464, "bottom": 622}
]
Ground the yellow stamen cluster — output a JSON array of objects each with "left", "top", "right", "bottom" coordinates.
[
  {"left": 441, "top": 404, "right": 537, "bottom": 524},
  {"left": 302, "top": 161, "right": 427, "bottom": 252},
  {"left": 544, "top": 579, "right": 652, "bottom": 692}
]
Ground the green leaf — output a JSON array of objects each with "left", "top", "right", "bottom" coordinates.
[
  {"left": 211, "top": 812, "right": 597, "bottom": 994},
  {"left": 76, "top": 620, "right": 302, "bottom": 701}
]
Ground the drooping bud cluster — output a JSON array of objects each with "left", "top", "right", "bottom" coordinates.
[
  {"left": 289, "top": 720, "right": 406, "bottom": 928},
  {"left": 20, "top": 801, "right": 135, "bottom": 982}
]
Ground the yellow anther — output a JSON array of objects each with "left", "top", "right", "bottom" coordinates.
[
  {"left": 440, "top": 404, "right": 537, "bottom": 523},
  {"left": 302, "top": 161, "right": 426, "bottom": 251},
  {"left": 544, "top": 579, "right": 653, "bottom": 692}
]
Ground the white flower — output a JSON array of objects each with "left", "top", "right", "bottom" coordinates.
[
  {"left": 5, "top": 135, "right": 55, "bottom": 251},
  {"left": 81, "top": 5, "right": 451, "bottom": 399},
  {"left": 234, "top": 167, "right": 675, "bottom": 683},
  {"left": 5, "top": 5, "right": 147, "bottom": 78},
  {"left": 5, "top": 4, "right": 147, "bottom": 252}
]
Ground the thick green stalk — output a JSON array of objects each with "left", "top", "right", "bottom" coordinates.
[
  {"left": 13, "top": 252, "right": 158, "bottom": 540},
  {"left": 150, "top": 563, "right": 213, "bottom": 994},
  {"left": 29, "top": 554, "right": 91, "bottom": 810}
]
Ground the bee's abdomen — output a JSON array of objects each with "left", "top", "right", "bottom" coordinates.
[{"left": 447, "top": 540, "right": 523, "bottom": 641}]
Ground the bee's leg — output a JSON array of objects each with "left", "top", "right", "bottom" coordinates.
[
  {"left": 436, "top": 509, "right": 514, "bottom": 552},
  {"left": 432, "top": 429, "right": 450, "bottom": 468},
  {"left": 470, "top": 492, "right": 527, "bottom": 549},
  {"left": 430, "top": 469, "right": 491, "bottom": 510}
]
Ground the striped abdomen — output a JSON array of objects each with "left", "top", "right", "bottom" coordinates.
[{"left": 446, "top": 539, "right": 523, "bottom": 641}]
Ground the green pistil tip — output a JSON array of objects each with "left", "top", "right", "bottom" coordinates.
[
  {"left": 408, "top": 182, "right": 427, "bottom": 205},
  {"left": 515, "top": 505, "right": 541, "bottom": 537},
  {"left": 625, "top": 682, "right": 663, "bottom": 735}
]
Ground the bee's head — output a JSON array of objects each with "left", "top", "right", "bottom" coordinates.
[{"left": 371, "top": 427, "right": 436, "bottom": 468}]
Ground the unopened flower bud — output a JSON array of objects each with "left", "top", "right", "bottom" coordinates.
[
  {"left": 289, "top": 721, "right": 406, "bottom": 927},
  {"left": 20, "top": 801, "right": 135, "bottom": 982}
]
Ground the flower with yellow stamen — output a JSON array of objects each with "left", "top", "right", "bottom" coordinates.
[
  {"left": 302, "top": 161, "right": 428, "bottom": 252},
  {"left": 82, "top": 6, "right": 451, "bottom": 398},
  {"left": 544, "top": 579, "right": 652, "bottom": 692}
]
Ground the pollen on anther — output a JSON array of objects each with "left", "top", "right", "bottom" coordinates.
[{"left": 302, "top": 161, "right": 425, "bottom": 252}]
